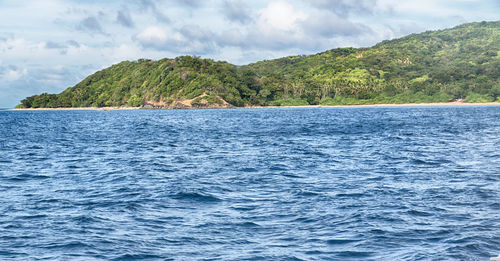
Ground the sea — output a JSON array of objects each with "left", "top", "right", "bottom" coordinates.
[{"left": 0, "top": 106, "right": 499, "bottom": 260}]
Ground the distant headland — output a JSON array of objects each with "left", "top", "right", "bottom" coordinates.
[{"left": 16, "top": 21, "right": 500, "bottom": 109}]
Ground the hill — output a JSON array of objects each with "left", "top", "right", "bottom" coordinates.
[{"left": 17, "top": 21, "right": 500, "bottom": 108}]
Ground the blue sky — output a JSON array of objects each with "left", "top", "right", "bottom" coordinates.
[{"left": 0, "top": 0, "right": 499, "bottom": 107}]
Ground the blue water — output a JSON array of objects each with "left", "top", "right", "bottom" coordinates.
[{"left": 1, "top": 107, "right": 499, "bottom": 260}]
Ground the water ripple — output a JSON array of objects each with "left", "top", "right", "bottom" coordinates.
[{"left": 0, "top": 107, "right": 499, "bottom": 260}]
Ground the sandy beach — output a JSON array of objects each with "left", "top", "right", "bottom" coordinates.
[
  {"left": 8, "top": 107, "right": 143, "bottom": 111},
  {"left": 258, "top": 101, "right": 500, "bottom": 109},
  {"left": 7, "top": 101, "right": 500, "bottom": 111}
]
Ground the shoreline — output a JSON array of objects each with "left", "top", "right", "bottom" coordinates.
[
  {"left": 8, "top": 107, "right": 142, "bottom": 111},
  {"left": 250, "top": 101, "right": 500, "bottom": 109},
  {"left": 7, "top": 101, "right": 500, "bottom": 111}
]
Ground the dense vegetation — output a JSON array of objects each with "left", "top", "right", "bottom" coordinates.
[
  {"left": 18, "top": 21, "right": 500, "bottom": 108},
  {"left": 18, "top": 57, "right": 260, "bottom": 108}
]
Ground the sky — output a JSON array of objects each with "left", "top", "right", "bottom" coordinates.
[{"left": 0, "top": 0, "right": 499, "bottom": 107}]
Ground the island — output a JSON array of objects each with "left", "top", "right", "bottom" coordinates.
[{"left": 16, "top": 21, "right": 500, "bottom": 109}]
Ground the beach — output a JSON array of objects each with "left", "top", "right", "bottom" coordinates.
[{"left": 9, "top": 101, "right": 500, "bottom": 111}]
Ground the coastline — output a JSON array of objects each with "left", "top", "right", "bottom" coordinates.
[
  {"left": 8, "top": 101, "right": 500, "bottom": 111},
  {"left": 8, "top": 107, "right": 143, "bottom": 111},
  {"left": 249, "top": 101, "right": 500, "bottom": 109}
]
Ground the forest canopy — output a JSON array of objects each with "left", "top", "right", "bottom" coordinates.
[{"left": 18, "top": 21, "right": 500, "bottom": 108}]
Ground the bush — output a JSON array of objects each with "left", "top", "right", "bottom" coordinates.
[
  {"left": 465, "top": 93, "right": 495, "bottom": 103},
  {"left": 127, "top": 94, "right": 143, "bottom": 107}
]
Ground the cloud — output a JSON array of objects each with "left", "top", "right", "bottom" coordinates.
[
  {"left": 1, "top": 66, "right": 28, "bottom": 82},
  {"left": 135, "top": 26, "right": 168, "bottom": 48},
  {"left": 43, "top": 40, "right": 83, "bottom": 55},
  {"left": 217, "top": 1, "right": 346, "bottom": 51},
  {"left": 258, "top": 1, "right": 307, "bottom": 31},
  {"left": 77, "top": 16, "right": 105, "bottom": 35},
  {"left": 175, "top": 0, "right": 203, "bottom": 7},
  {"left": 214, "top": 1, "right": 374, "bottom": 53},
  {"left": 139, "top": 0, "right": 170, "bottom": 23},
  {"left": 0, "top": 38, "right": 44, "bottom": 58},
  {"left": 300, "top": 12, "right": 372, "bottom": 37},
  {"left": 37, "top": 65, "right": 74, "bottom": 83},
  {"left": 45, "top": 41, "right": 66, "bottom": 49},
  {"left": 385, "top": 23, "right": 426, "bottom": 38},
  {"left": 135, "top": 25, "right": 216, "bottom": 54},
  {"left": 67, "top": 40, "right": 80, "bottom": 48},
  {"left": 221, "top": 0, "right": 252, "bottom": 24},
  {"left": 0, "top": 64, "right": 85, "bottom": 107},
  {"left": 306, "top": 0, "right": 380, "bottom": 17},
  {"left": 216, "top": 29, "right": 246, "bottom": 47},
  {"left": 135, "top": 1, "right": 323, "bottom": 53},
  {"left": 45, "top": 41, "right": 69, "bottom": 55},
  {"left": 215, "top": 2, "right": 313, "bottom": 51},
  {"left": 180, "top": 24, "right": 214, "bottom": 42},
  {"left": 116, "top": 8, "right": 134, "bottom": 28}
]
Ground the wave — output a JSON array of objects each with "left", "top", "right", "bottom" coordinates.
[{"left": 170, "top": 191, "right": 222, "bottom": 203}]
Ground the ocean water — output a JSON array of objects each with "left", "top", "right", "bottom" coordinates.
[{"left": 0, "top": 107, "right": 499, "bottom": 260}]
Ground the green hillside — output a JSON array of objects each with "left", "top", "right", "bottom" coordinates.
[{"left": 18, "top": 21, "right": 500, "bottom": 108}]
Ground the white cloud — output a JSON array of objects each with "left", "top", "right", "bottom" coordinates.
[
  {"left": 222, "top": 1, "right": 311, "bottom": 51},
  {"left": 216, "top": 2, "right": 372, "bottom": 52},
  {"left": 0, "top": 38, "right": 44, "bottom": 60},
  {"left": 110, "top": 44, "right": 143, "bottom": 63},
  {"left": 136, "top": 26, "right": 168, "bottom": 45},
  {"left": 257, "top": 1, "right": 307, "bottom": 32},
  {"left": 135, "top": 25, "right": 217, "bottom": 54},
  {"left": 300, "top": 11, "right": 372, "bottom": 37},
  {"left": 3, "top": 67, "right": 28, "bottom": 81}
]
